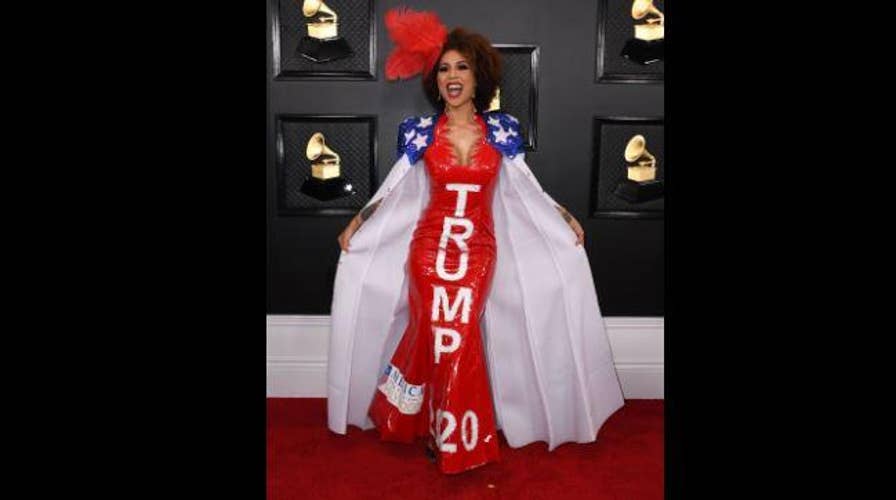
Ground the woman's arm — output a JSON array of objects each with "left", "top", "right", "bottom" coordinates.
[
  {"left": 358, "top": 198, "right": 383, "bottom": 225},
  {"left": 338, "top": 198, "right": 383, "bottom": 252},
  {"left": 490, "top": 114, "right": 585, "bottom": 247},
  {"left": 338, "top": 114, "right": 429, "bottom": 251},
  {"left": 553, "top": 203, "right": 585, "bottom": 246}
]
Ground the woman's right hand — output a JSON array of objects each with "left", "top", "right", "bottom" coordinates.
[{"left": 337, "top": 215, "right": 362, "bottom": 252}]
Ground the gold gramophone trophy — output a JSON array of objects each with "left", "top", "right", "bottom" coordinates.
[
  {"left": 486, "top": 87, "right": 501, "bottom": 112},
  {"left": 613, "top": 134, "right": 664, "bottom": 203},
  {"left": 296, "top": 0, "right": 353, "bottom": 63},
  {"left": 621, "top": 0, "right": 665, "bottom": 65},
  {"left": 300, "top": 132, "right": 356, "bottom": 201}
]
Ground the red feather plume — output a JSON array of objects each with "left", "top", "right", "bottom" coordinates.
[{"left": 384, "top": 7, "right": 448, "bottom": 81}]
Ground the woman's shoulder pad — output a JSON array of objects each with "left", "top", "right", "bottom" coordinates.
[
  {"left": 396, "top": 114, "right": 438, "bottom": 163},
  {"left": 482, "top": 111, "right": 523, "bottom": 158}
]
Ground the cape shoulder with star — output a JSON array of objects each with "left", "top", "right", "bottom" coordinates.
[{"left": 396, "top": 111, "right": 524, "bottom": 164}]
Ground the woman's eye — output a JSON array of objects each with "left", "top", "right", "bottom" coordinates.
[
  {"left": 438, "top": 66, "right": 447, "bottom": 72},
  {"left": 458, "top": 64, "right": 468, "bottom": 70}
]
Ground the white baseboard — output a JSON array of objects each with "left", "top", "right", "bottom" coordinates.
[{"left": 267, "top": 315, "right": 664, "bottom": 399}]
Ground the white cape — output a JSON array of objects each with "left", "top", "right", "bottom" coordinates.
[{"left": 327, "top": 152, "right": 625, "bottom": 450}]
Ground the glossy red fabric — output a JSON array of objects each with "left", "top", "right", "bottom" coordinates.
[{"left": 368, "top": 113, "right": 502, "bottom": 473}]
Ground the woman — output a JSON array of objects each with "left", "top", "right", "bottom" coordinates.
[{"left": 328, "top": 7, "right": 624, "bottom": 474}]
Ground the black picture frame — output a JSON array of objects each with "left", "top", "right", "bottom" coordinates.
[
  {"left": 275, "top": 114, "right": 378, "bottom": 216},
  {"left": 271, "top": 0, "right": 377, "bottom": 80},
  {"left": 590, "top": 116, "right": 665, "bottom": 219},
  {"left": 493, "top": 44, "right": 539, "bottom": 151},
  {"left": 595, "top": 0, "right": 664, "bottom": 84}
]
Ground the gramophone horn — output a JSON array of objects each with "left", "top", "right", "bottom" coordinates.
[
  {"left": 632, "top": 0, "right": 663, "bottom": 22},
  {"left": 306, "top": 132, "right": 324, "bottom": 160},
  {"left": 624, "top": 134, "right": 646, "bottom": 162},
  {"left": 303, "top": 0, "right": 337, "bottom": 21},
  {"left": 306, "top": 132, "right": 340, "bottom": 164},
  {"left": 624, "top": 134, "right": 656, "bottom": 169}
]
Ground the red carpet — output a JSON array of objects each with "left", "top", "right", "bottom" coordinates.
[{"left": 268, "top": 398, "right": 663, "bottom": 499}]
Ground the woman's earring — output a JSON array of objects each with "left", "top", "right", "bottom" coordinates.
[{"left": 437, "top": 93, "right": 442, "bottom": 101}]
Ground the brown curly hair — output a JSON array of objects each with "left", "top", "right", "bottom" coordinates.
[{"left": 422, "top": 28, "right": 502, "bottom": 114}]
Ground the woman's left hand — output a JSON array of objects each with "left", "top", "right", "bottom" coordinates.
[{"left": 556, "top": 206, "right": 585, "bottom": 246}]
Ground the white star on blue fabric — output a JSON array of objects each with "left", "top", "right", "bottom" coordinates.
[
  {"left": 404, "top": 129, "right": 416, "bottom": 144},
  {"left": 483, "top": 112, "right": 523, "bottom": 158},
  {"left": 492, "top": 126, "right": 512, "bottom": 144},
  {"left": 412, "top": 133, "right": 429, "bottom": 149},
  {"left": 417, "top": 116, "right": 433, "bottom": 128}
]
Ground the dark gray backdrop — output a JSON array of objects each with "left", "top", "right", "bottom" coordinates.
[{"left": 267, "top": 0, "right": 664, "bottom": 316}]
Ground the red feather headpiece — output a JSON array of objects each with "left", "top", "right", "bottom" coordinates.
[{"left": 384, "top": 7, "right": 449, "bottom": 81}]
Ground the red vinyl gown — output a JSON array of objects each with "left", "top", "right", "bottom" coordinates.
[{"left": 368, "top": 112, "right": 502, "bottom": 474}]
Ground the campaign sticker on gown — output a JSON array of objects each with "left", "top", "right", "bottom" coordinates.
[{"left": 377, "top": 364, "right": 425, "bottom": 415}]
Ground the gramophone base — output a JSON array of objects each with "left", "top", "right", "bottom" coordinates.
[
  {"left": 301, "top": 176, "right": 356, "bottom": 201},
  {"left": 297, "top": 36, "right": 353, "bottom": 63},
  {"left": 621, "top": 39, "right": 664, "bottom": 65},
  {"left": 614, "top": 179, "right": 664, "bottom": 203}
]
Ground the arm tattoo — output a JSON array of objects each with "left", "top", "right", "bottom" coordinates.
[
  {"left": 359, "top": 198, "right": 382, "bottom": 223},
  {"left": 555, "top": 205, "right": 573, "bottom": 223}
]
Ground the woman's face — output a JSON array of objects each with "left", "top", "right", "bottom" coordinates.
[{"left": 437, "top": 49, "right": 476, "bottom": 108}]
